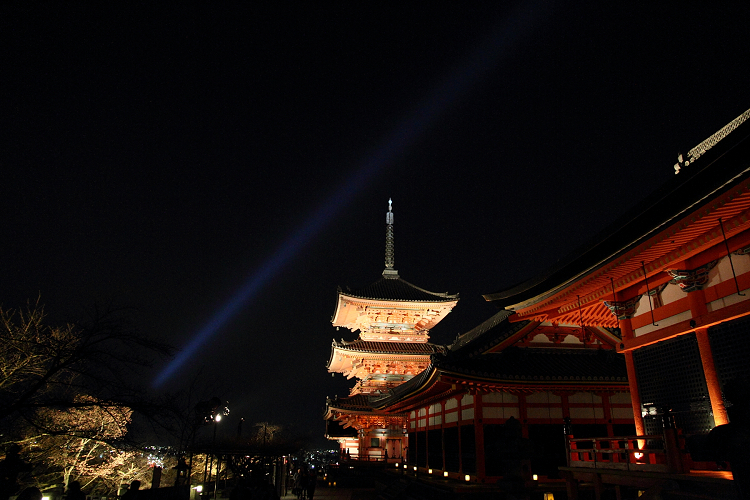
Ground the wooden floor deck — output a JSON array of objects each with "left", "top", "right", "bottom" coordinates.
[{"left": 559, "top": 466, "right": 737, "bottom": 500}]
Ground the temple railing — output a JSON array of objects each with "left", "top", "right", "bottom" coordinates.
[{"left": 565, "top": 427, "right": 689, "bottom": 473}]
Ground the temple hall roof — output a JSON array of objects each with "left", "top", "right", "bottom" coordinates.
[
  {"left": 441, "top": 347, "right": 628, "bottom": 383},
  {"left": 483, "top": 106, "right": 750, "bottom": 311}
]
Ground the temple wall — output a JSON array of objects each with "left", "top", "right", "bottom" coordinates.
[{"left": 405, "top": 388, "right": 632, "bottom": 480}]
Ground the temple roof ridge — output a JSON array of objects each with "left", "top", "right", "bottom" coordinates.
[
  {"left": 683, "top": 106, "right": 750, "bottom": 168},
  {"left": 449, "top": 309, "right": 514, "bottom": 352},
  {"left": 483, "top": 105, "right": 750, "bottom": 308}
]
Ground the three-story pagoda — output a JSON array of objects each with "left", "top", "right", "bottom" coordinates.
[{"left": 324, "top": 200, "right": 458, "bottom": 460}]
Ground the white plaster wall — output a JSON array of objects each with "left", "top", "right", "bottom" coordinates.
[
  {"left": 660, "top": 283, "right": 684, "bottom": 306},
  {"left": 482, "top": 406, "right": 521, "bottom": 419},
  {"left": 610, "top": 393, "right": 631, "bottom": 404},
  {"left": 707, "top": 289, "right": 750, "bottom": 312},
  {"left": 526, "top": 391, "right": 562, "bottom": 404},
  {"left": 707, "top": 254, "right": 750, "bottom": 288},
  {"left": 527, "top": 407, "right": 564, "bottom": 419},
  {"left": 445, "top": 412, "right": 458, "bottom": 423},
  {"left": 530, "top": 333, "right": 552, "bottom": 344},
  {"left": 570, "top": 407, "right": 604, "bottom": 419},
  {"left": 530, "top": 333, "right": 581, "bottom": 344},
  {"left": 461, "top": 393, "right": 474, "bottom": 406},
  {"left": 483, "top": 391, "right": 520, "bottom": 404},
  {"left": 482, "top": 393, "right": 503, "bottom": 403},
  {"left": 633, "top": 295, "right": 652, "bottom": 322},
  {"left": 569, "top": 392, "right": 602, "bottom": 404},
  {"left": 483, "top": 407, "right": 502, "bottom": 418},
  {"left": 445, "top": 399, "right": 458, "bottom": 410},
  {"left": 611, "top": 407, "right": 634, "bottom": 419},
  {"left": 461, "top": 408, "right": 474, "bottom": 421},
  {"left": 503, "top": 392, "right": 519, "bottom": 403},
  {"left": 635, "top": 310, "right": 692, "bottom": 336}
]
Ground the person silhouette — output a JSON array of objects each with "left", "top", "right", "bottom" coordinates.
[
  {"left": 0, "top": 444, "right": 32, "bottom": 500},
  {"left": 121, "top": 480, "right": 141, "bottom": 500}
]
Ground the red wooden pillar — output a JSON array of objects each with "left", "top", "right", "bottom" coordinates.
[
  {"left": 457, "top": 398, "right": 463, "bottom": 474},
  {"left": 620, "top": 316, "right": 646, "bottom": 437},
  {"left": 519, "top": 393, "right": 529, "bottom": 438},
  {"left": 624, "top": 350, "right": 645, "bottom": 437},
  {"left": 424, "top": 409, "right": 429, "bottom": 470},
  {"left": 473, "top": 393, "right": 486, "bottom": 479},
  {"left": 441, "top": 400, "right": 447, "bottom": 471},
  {"left": 695, "top": 327, "right": 729, "bottom": 426},
  {"left": 601, "top": 392, "right": 614, "bottom": 437},
  {"left": 560, "top": 391, "right": 570, "bottom": 421},
  {"left": 687, "top": 285, "right": 729, "bottom": 427}
]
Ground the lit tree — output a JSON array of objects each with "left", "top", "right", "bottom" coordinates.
[
  {"left": 0, "top": 300, "right": 172, "bottom": 430},
  {"left": 27, "top": 395, "right": 131, "bottom": 489},
  {"left": 252, "top": 422, "right": 282, "bottom": 448},
  {"left": 0, "top": 300, "right": 174, "bottom": 493}
]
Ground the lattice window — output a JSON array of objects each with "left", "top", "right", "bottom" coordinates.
[
  {"left": 633, "top": 333, "right": 714, "bottom": 435},
  {"left": 708, "top": 315, "right": 750, "bottom": 390}
]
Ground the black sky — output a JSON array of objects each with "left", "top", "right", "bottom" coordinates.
[{"left": 4, "top": 3, "right": 750, "bottom": 445}]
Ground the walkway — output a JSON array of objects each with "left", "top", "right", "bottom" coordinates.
[{"left": 280, "top": 487, "right": 377, "bottom": 500}]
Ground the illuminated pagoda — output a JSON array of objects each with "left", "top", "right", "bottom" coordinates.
[{"left": 324, "top": 199, "right": 459, "bottom": 461}]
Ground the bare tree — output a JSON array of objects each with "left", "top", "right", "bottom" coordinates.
[
  {"left": 0, "top": 299, "right": 173, "bottom": 427},
  {"left": 0, "top": 300, "right": 176, "bottom": 492}
]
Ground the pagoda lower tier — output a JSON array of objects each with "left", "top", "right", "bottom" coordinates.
[{"left": 328, "top": 338, "right": 445, "bottom": 395}]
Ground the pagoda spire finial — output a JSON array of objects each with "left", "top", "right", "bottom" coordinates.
[{"left": 383, "top": 198, "right": 398, "bottom": 278}]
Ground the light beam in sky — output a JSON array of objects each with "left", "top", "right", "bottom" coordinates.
[{"left": 152, "top": 3, "right": 552, "bottom": 387}]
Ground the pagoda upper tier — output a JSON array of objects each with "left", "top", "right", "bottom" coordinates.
[
  {"left": 331, "top": 199, "right": 458, "bottom": 342},
  {"left": 332, "top": 277, "right": 458, "bottom": 342}
]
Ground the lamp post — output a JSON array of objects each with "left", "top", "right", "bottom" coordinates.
[
  {"left": 210, "top": 414, "right": 221, "bottom": 500},
  {"left": 195, "top": 398, "right": 229, "bottom": 499}
]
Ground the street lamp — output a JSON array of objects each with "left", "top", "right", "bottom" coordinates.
[
  {"left": 195, "top": 398, "right": 229, "bottom": 498},
  {"left": 210, "top": 403, "right": 229, "bottom": 500}
]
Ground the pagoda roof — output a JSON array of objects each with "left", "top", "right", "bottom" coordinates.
[
  {"left": 332, "top": 338, "right": 446, "bottom": 355},
  {"left": 325, "top": 419, "right": 358, "bottom": 438},
  {"left": 340, "top": 276, "right": 458, "bottom": 303},
  {"left": 327, "top": 393, "right": 373, "bottom": 412},
  {"left": 484, "top": 107, "right": 750, "bottom": 316}
]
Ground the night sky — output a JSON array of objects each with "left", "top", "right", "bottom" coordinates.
[{"left": 4, "top": 3, "right": 750, "bottom": 446}]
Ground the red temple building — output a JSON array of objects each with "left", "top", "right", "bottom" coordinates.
[
  {"left": 324, "top": 203, "right": 634, "bottom": 483},
  {"left": 325, "top": 106, "right": 750, "bottom": 497},
  {"left": 483, "top": 106, "right": 750, "bottom": 497}
]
